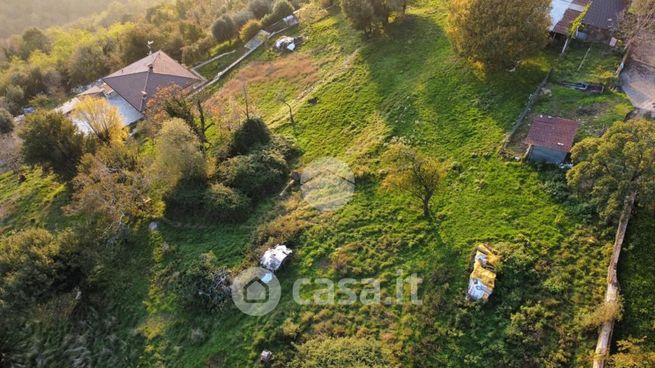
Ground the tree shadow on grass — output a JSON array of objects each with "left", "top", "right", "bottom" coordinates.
[{"left": 356, "top": 14, "right": 552, "bottom": 157}]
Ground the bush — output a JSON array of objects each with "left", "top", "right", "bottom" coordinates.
[
  {"left": 318, "top": 0, "right": 334, "bottom": 9},
  {"left": 269, "top": 134, "right": 301, "bottom": 161},
  {"left": 289, "top": 337, "right": 398, "bottom": 367},
  {"left": 18, "top": 111, "right": 87, "bottom": 181},
  {"left": 262, "top": 0, "right": 294, "bottom": 26},
  {"left": 0, "top": 229, "right": 65, "bottom": 313},
  {"left": 0, "top": 108, "right": 13, "bottom": 134},
  {"left": 233, "top": 9, "right": 255, "bottom": 28},
  {"left": 240, "top": 19, "right": 263, "bottom": 41},
  {"left": 4, "top": 84, "right": 24, "bottom": 115},
  {"left": 249, "top": 0, "right": 272, "bottom": 18},
  {"left": 231, "top": 117, "right": 272, "bottom": 156},
  {"left": 178, "top": 252, "right": 231, "bottom": 311},
  {"left": 204, "top": 183, "right": 252, "bottom": 222},
  {"left": 578, "top": 300, "right": 623, "bottom": 330},
  {"left": 218, "top": 149, "right": 289, "bottom": 199},
  {"left": 163, "top": 181, "right": 207, "bottom": 216},
  {"left": 211, "top": 15, "right": 237, "bottom": 44}
]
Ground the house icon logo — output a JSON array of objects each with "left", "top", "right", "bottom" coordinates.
[
  {"left": 232, "top": 267, "right": 281, "bottom": 316},
  {"left": 244, "top": 277, "right": 269, "bottom": 303}
]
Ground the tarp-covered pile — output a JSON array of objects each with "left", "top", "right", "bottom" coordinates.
[
  {"left": 467, "top": 244, "right": 500, "bottom": 302},
  {"left": 260, "top": 245, "right": 293, "bottom": 272}
]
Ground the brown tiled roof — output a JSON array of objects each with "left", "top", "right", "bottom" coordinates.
[
  {"left": 102, "top": 51, "right": 203, "bottom": 112},
  {"left": 554, "top": 8, "right": 582, "bottom": 34},
  {"left": 552, "top": 0, "right": 591, "bottom": 35},
  {"left": 583, "top": 0, "right": 628, "bottom": 30},
  {"left": 525, "top": 116, "right": 579, "bottom": 152}
]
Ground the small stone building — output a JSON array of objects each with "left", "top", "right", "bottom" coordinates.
[{"left": 525, "top": 116, "right": 579, "bottom": 164}]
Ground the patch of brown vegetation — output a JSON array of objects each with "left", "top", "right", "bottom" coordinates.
[
  {"left": 204, "top": 54, "right": 319, "bottom": 117},
  {"left": 0, "top": 200, "right": 15, "bottom": 221}
]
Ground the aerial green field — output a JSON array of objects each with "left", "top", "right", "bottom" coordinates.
[{"left": 3, "top": 1, "right": 648, "bottom": 367}]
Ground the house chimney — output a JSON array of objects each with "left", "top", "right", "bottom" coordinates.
[{"left": 147, "top": 63, "right": 154, "bottom": 72}]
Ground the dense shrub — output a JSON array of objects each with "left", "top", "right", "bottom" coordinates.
[
  {"left": 218, "top": 149, "right": 289, "bottom": 199},
  {"left": 164, "top": 182, "right": 251, "bottom": 223},
  {"left": 182, "top": 36, "right": 215, "bottom": 65},
  {"left": 318, "top": 0, "right": 335, "bottom": 9},
  {"left": 163, "top": 181, "right": 207, "bottom": 216},
  {"left": 211, "top": 14, "right": 237, "bottom": 44},
  {"left": 240, "top": 19, "right": 263, "bottom": 41},
  {"left": 0, "top": 108, "right": 14, "bottom": 134},
  {"left": 262, "top": 0, "right": 295, "bottom": 26},
  {"left": 231, "top": 117, "right": 272, "bottom": 155},
  {"left": 4, "top": 84, "right": 25, "bottom": 115},
  {"left": 178, "top": 252, "right": 231, "bottom": 311},
  {"left": 18, "top": 111, "right": 87, "bottom": 181},
  {"left": 0, "top": 229, "right": 65, "bottom": 313},
  {"left": 233, "top": 9, "right": 256, "bottom": 28},
  {"left": 289, "top": 337, "right": 398, "bottom": 367},
  {"left": 204, "top": 183, "right": 252, "bottom": 222},
  {"left": 248, "top": 0, "right": 272, "bottom": 18},
  {"left": 269, "top": 134, "right": 301, "bottom": 161}
]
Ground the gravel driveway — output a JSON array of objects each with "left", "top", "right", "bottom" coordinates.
[{"left": 621, "top": 31, "right": 655, "bottom": 114}]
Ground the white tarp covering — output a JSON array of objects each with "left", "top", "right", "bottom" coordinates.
[
  {"left": 260, "top": 245, "right": 293, "bottom": 272},
  {"left": 275, "top": 36, "right": 295, "bottom": 50},
  {"left": 284, "top": 15, "right": 299, "bottom": 26},
  {"left": 468, "top": 278, "right": 494, "bottom": 301}
]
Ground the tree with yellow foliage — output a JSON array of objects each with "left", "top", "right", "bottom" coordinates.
[
  {"left": 73, "top": 97, "right": 127, "bottom": 145},
  {"left": 382, "top": 141, "right": 445, "bottom": 217}
]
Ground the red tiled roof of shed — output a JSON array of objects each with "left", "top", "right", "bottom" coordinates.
[{"left": 526, "top": 116, "right": 579, "bottom": 152}]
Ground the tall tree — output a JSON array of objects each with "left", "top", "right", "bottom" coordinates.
[
  {"left": 0, "top": 108, "right": 13, "bottom": 134},
  {"left": 67, "top": 43, "right": 109, "bottom": 87},
  {"left": 567, "top": 119, "right": 655, "bottom": 368},
  {"left": 20, "top": 27, "right": 50, "bottom": 59},
  {"left": 148, "top": 118, "right": 207, "bottom": 193},
  {"left": 67, "top": 144, "right": 154, "bottom": 240},
  {"left": 447, "top": 0, "right": 550, "bottom": 70},
  {"left": 147, "top": 85, "right": 213, "bottom": 152},
  {"left": 73, "top": 97, "right": 127, "bottom": 145},
  {"left": 0, "top": 134, "right": 22, "bottom": 174},
  {"left": 341, "top": 0, "right": 377, "bottom": 34},
  {"left": 18, "top": 111, "right": 86, "bottom": 180},
  {"left": 567, "top": 119, "right": 655, "bottom": 223},
  {"left": 211, "top": 15, "right": 236, "bottom": 44},
  {"left": 0, "top": 228, "right": 63, "bottom": 313},
  {"left": 382, "top": 142, "right": 445, "bottom": 217}
]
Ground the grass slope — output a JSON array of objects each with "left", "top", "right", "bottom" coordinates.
[{"left": 1, "top": 1, "right": 636, "bottom": 367}]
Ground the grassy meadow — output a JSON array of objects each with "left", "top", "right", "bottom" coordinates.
[{"left": 2, "top": 1, "right": 647, "bottom": 367}]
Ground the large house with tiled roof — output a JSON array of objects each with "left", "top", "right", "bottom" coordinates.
[{"left": 58, "top": 51, "right": 205, "bottom": 130}]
